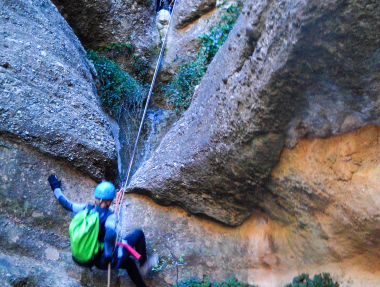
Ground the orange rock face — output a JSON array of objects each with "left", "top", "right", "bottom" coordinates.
[
  {"left": 115, "top": 126, "right": 380, "bottom": 287},
  {"left": 260, "top": 125, "right": 380, "bottom": 284}
]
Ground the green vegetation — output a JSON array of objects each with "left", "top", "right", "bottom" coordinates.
[
  {"left": 98, "top": 42, "right": 133, "bottom": 54},
  {"left": 285, "top": 273, "right": 339, "bottom": 287},
  {"left": 87, "top": 50, "right": 146, "bottom": 117},
  {"left": 131, "top": 53, "right": 150, "bottom": 84},
  {"left": 152, "top": 252, "right": 185, "bottom": 272},
  {"left": 174, "top": 276, "right": 256, "bottom": 287},
  {"left": 87, "top": 1, "right": 241, "bottom": 116},
  {"left": 86, "top": 1, "right": 241, "bottom": 116},
  {"left": 98, "top": 41, "right": 158, "bottom": 84},
  {"left": 161, "top": 1, "right": 242, "bottom": 113},
  {"left": 173, "top": 273, "right": 339, "bottom": 287}
]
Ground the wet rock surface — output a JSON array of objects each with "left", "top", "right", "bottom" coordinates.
[
  {"left": 130, "top": 0, "right": 380, "bottom": 226},
  {"left": 0, "top": 0, "right": 117, "bottom": 181},
  {"left": 118, "top": 108, "right": 179, "bottom": 180}
]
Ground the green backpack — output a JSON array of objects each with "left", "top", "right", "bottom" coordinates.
[{"left": 69, "top": 208, "right": 104, "bottom": 263}]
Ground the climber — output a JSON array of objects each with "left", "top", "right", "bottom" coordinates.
[
  {"left": 169, "top": 0, "right": 175, "bottom": 13},
  {"left": 156, "top": 0, "right": 164, "bottom": 11},
  {"left": 47, "top": 174, "right": 158, "bottom": 287},
  {"left": 156, "top": 0, "right": 172, "bottom": 11}
]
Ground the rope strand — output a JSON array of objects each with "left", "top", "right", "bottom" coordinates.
[
  {"left": 107, "top": 2, "right": 179, "bottom": 286},
  {"left": 115, "top": 0, "right": 178, "bottom": 234}
]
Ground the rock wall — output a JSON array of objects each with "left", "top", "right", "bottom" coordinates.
[
  {"left": 0, "top": 0, "right": 117, "bottom": 181},
  {"left": 112, "top": 174, "right": 380, "bottom": 287},
  {"left": 156, "top": 0, "right": 232, "bottom": 89},
  {"left": 50, "top": 0, "right": 159, "bottom": 52},
  {"left": 174, "top": 0, "right": 217, "bottom": 30},
  {"left": 265, "top": 125, "right": 380, "bottom": 266},
  {"left": 129, "top": 0, "right": 380, "bottom": 226},
  {"left": 0, "top": 0, "right": 119, "bottom": 285},
  {"left": 0, "top": 137, "right": 97, "bottom": 287},
  {"left": 1, "top": 0, "right": 380, "bottom": 286}
]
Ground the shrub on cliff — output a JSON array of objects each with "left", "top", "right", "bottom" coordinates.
[
  {"left": 87, "top": 50, "right": 146, "bottom": 117},
  {"left": 174, "top": 276, "right": 256, "bottom": 287},
  {"left": 285, "top": 273, "right": 339, "bottom": 287},
  {"left": 162, "top": 1, "right": 242, "bottom": 113},
  {"left": 173, "top": 273, "right": 339, "bottom": 287},
  {"left": 97, "top": 42, "right": 156, "bottom": 85}
]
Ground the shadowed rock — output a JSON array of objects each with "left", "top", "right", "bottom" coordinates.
[{"left": 50, "top": 0, "right": 159, "bottom": 51}]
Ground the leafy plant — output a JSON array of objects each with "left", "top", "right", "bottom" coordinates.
[
  {"left": 152, "top": 248, "right": 186, "bottom": 272},
  {"left": 99, "top": 42, "right": 133, "bottom": 54},
  {"left": 198, "top": 2, "right": 242, "bottom": 64},
  {"left": 174, "top": 276, "right": 255, "bottom": 287},
  {"left": 285, "top": 273, "right": 339, "bottom": 287},
  {"left": 132, "top": 53, "right": 151, "bottom": 84},
  {"left": 161, "top": 56, "right": 206, "bottom": 111},
  {"left": 174, "top": 273, "right": 338, "bottom": 287},
  {"left": 86, "top": 50, "right": 146, "bottom": 117},
  {"left": 175, "top": 277, "right": 204, "bottom": 287},
  {"left": 161, "top": 1, "right": 242, "bottom": 113},
  {"left": 97, "top": 42, "right": 157, "bottom": 85}
]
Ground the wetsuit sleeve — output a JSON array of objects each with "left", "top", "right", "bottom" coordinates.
[
  {"left": 103, "top": 214, "right": 117, "bottom": 258},
  {"left": 53, "top": 188, "right": 87, "bottom": 213}
]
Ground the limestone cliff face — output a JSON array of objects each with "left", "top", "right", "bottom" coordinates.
[
  {"left": 50, "top": 0, "right": 161, "bottom": 76},
  {"left": 129, "top": 0, "right": 380, "bottom": 226},
  {"left": 50, "top": 0, "right": 159, "bottom": 51},
  {"left": 156, "top": 0, "right": 229, "bottom": 87},
  {"left": 1, "top": 0, "right": 380, "bottom": 286},
  {"left": 0, "top": 0, "right": 117, "bottom": 181},
  {"left": 0, "top": 138, "right": 98, "bottom": 287},
  {"left": 174, "top": 0, "right": 216, "bottom": 30},
  {"left": 0, "top": 1, "right": 118, "bottom": 285},
  {"left": 265, "top": 125, "right": 380, "bottom": 270}
]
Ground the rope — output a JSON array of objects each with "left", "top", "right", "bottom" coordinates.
[
  {"left": 107, "top": 1, "right": 179, "bottom": 286},
  {"left": 107, "top": 264, "right": 111, "bottom": 287},
  {"left": 115, "top": 0, "right": 179, "bottom": 233}
]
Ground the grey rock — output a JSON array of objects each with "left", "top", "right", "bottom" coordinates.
[
  {"left": 0, "top": 0, "right": 117, "bottom": 181},
  {"left": 245, "top": 23, "right": 261, "bottom": 41},
  {"left": 174, "top": 0, "right": 217, "bottom": 29},
  {"left": 129, "top": 0, "right": 380, "bottom": 226},
  {"left": 157, "top": 0, "right": 232, "bottom": 90},
  {"left": 0, "top": 136, "right": 125, "bottom": 286},
  {"left": 118, "top": 108, "right": 179, "bottom": 180},
  {"left": 51, "top": 0, "right": 160, "bottom": 52}
]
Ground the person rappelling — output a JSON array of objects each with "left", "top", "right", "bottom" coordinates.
[
  {"left": 47, "top": 174, "right": 158, "bottom": 287},
  {"left": 46, "top": 0, "right": 177, "bottom": 285},
  {"left": 169, "top": 0, "right": 175, "bottom": 13},
  {"left": 157, "top": 0, "right": 175, "bottom": 13}
]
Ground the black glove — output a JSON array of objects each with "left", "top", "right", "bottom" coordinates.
[{"left": 48, "top": 174, "right": 61, "bottom": 191}]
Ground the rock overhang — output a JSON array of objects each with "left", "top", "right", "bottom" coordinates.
[{"left": 129, "top": 0, "right": 380, "bottom": 226}]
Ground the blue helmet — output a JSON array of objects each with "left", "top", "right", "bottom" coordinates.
[{"left": 94, "top": 182, "right": 116, "bottom": 200}]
